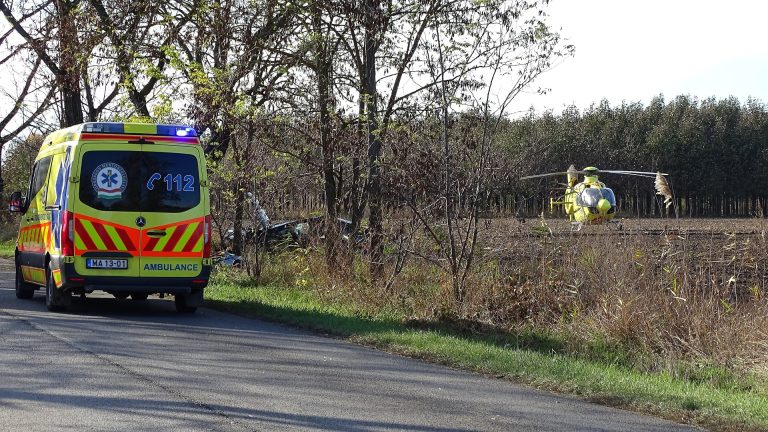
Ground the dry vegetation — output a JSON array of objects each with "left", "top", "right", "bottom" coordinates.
[{"left": 251, "top": 216, "right": 768, "bottom": 388}]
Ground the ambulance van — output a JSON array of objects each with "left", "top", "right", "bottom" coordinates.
[{"left": 10, "top": 122, "right": 212, "bottom": 313}]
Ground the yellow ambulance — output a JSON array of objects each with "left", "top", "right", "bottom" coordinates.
[{"left": 10, "top": 122, "right": 212, "bottom": 313}]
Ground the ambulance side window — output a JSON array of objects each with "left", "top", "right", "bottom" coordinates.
[
  {"left": 26, "top": 156, "right": 52, "bottom": 208},
  {"left": 45, "top": 154, "right": 62, "bottom": 207}
]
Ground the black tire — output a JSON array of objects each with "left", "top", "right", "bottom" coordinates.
[
  {"left": 175, "top": 289, "right": 202, "bottom": 313},
  {"left": 15, "top": 264, "right": 35, "bottom": 299},
  {"left": 131, "top": 293, "right": 148, "bottom": 301},
  {"left": 113, "top": 292, "right": 129, "bottom": 300},
  {"left": 45, "top": 267, "right": 67, "bottom": 312},
  {"left": 174, "top": 298, "right": 197, "bottom": 313}
]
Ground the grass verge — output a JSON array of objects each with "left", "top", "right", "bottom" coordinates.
[
  {"left": 0, "top": 240, "right": 15, "bottom": 259},
  {"left": 205, "top": 276, "right": 768, "bottom": 432}
]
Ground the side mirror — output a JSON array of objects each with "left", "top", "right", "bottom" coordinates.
[{"left": 9, "top": 191, "right": 24, "bottom": 213}]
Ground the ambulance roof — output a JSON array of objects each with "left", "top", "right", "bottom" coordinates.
[{"left": 43, "top": 122, "right": 199, "bottom": 147}]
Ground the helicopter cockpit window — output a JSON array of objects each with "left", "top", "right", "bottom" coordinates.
[
  {"left": 600, "top": 188, "right": 616, "bottom": 205},
  {"left": 576, "top": 188, "right": 616, "bottom": 207}
]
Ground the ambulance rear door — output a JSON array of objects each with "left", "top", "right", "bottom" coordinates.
[
  {"left": 138, "top": 143, "right": 206, "bottom": 279},
  {"left": 72, "top": 144, "right": 142, "bottom": 277}
]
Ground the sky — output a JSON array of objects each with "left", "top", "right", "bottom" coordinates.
[
  {"left": 3, "top": 0, "right": 767, "bottom": 126},
  {"left": 511, "top": 0, "right": 768, "bottom": 114}
]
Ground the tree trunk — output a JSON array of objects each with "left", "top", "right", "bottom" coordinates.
[
  {"left": 363, "top": 0, "right": 384, "bottom": 280},
  {"left": 350, "top": 98, "right": 365, "bottom": 232},
  {"left": 313, "top": 1, "right": 339, "bottom": 269},
  {"left": 57, "top": 0, "right": 84, "bottom": 126},
  {"left": 216, "top": 127, "right": 241, "bottom": 254}
]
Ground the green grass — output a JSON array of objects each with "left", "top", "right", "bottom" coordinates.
[
  {"left": 0, "top": 240, "right": 15, "bottom": 258},
  {"left": 205, "top": 275, "right": 768, "bottom": 432}
]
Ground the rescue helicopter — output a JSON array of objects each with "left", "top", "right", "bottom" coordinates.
[{"left": 520, "top": 165, "right": 671, "bottom": 227}]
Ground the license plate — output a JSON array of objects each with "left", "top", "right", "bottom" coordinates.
[{"left": 86, "top": 258, "right": 128, "bottom": 269}]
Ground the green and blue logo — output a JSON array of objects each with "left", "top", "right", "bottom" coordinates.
[{"left": 91, "top": 162, "right": 127, "bottom": 200}]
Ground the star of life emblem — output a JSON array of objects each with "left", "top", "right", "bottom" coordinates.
[{"left": 91, "top": 162, "right": 127, "bottom": 200}]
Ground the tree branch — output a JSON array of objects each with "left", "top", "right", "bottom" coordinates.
[{"left": 0, "top": 0, "right": 62, "bottom": 76}]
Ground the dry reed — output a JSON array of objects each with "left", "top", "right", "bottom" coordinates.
[{"left": 253, "top": 217, "right": 768, "bottom": 382}]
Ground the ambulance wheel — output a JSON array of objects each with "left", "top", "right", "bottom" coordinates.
[
  {"left": 175, "top": 289, "right": 202, "bottom": 313},
  {"left": 15, "top": 264, "right": 35, "bottom": 299},
  {"left": 131, "top": 293, "right": 148, "bottom": 301},
  {"left": 45, "top": 267, "right": 69, "bottom": 312}
]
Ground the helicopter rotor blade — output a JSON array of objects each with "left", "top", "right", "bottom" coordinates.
[
  {"left": 520, "top": 172, "right": 570, "bottom": 180},
  {"left": 521, "top": 168, "right": 669, "bottom": 180},
  {"left": 598, "top": 170, "right": 668, "bottom": 177}
]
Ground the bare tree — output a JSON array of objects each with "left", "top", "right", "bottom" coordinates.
[
  {"left": 84, "top": 0, "right": 199, "bottom": 119},
  {"left": 169, "top": 0, "right": 298, "bottom": 253},
  {"left": 330, "top": 0, "right": 570, "bottom": 283},
  {"left": 396, "top": 0, "right": 573, "bottom": 302},
  {"left": 0, "top": 0, "right": 88, "bottom": 126},
  {"left": 0, "top": 11, "right": 56, "bottom": 193}
]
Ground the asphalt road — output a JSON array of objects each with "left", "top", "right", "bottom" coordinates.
[{"left": 0, "top": 261, "right": 697, "bottom": 431}]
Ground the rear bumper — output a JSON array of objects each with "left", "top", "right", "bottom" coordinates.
[
  {"left": 52, "top": 258, "right": 211, "bottom": 294},
  {"left": 84, "top": 283, "right": 194, "bottom": 295}
]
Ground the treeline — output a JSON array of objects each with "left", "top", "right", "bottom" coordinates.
[{"left": 499, "top": 95, "right": 768, "bottom": 218}]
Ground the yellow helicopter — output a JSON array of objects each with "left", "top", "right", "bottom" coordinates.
[{"left": 521, "top": 165, "right": 670, "bottom": 225}]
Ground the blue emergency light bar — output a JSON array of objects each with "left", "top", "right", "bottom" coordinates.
[{"left": 81, "top": 122, "right": 198, "bottom": 137}]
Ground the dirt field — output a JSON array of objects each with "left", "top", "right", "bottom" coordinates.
[
  {"left": 472, "top": 216, "right": 768, "bottom": 297},
  {"left": 489, "top": 217, "right": 768, "bottom": 237}
]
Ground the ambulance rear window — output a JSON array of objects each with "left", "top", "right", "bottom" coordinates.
[
  {"left": 79, "top": 150, "right": 200, "bottom": 213},
  {"left": 143, "top": 152, "right": 201, "bottom": 212}
]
